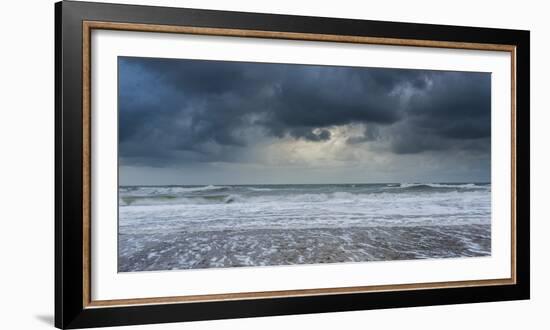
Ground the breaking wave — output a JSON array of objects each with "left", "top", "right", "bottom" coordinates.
[{"left": 119, "top": 183, "right": 489, "bottom": 206}]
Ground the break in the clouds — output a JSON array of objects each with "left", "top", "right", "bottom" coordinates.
[{"left": 118, "top": 57, "right": 491, "bottom": 185}]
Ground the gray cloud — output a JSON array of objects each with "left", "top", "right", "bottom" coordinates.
[{"left": 118, "top": 56, "right": 490, "bottom": 175}]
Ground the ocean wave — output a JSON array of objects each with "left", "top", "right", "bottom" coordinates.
[
  {"left": 390, "top": 183, "right": 487, "bottom": 191},
  {"left": 120, "top": 190, "right": 428, "bottom": 206},
  {"left": 120, "top": 185, "right": 230, "bottom": 197},
  {"left": 120, "top": 193, "right": 322, "bottom": 206},
  {"left": 119, "top": 184, "right": 489, "bottom": 206},
  {"left": 120, "top": 193, "right": 238, "bottom": 206},
  {"left": 180, "top": 185, "right": 230, "bottom": 192},
  {"left": 246, "top": 187, "right": 274, "bottom": 192},
  {"left": 401, "top": 183, "right": 479, "bottom": 188}
]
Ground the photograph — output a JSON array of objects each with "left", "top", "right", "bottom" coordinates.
[{"left": 117, "top": 56, "right": 492, "bottom": 272}]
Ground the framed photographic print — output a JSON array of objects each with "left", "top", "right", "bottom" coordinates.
[{"left": 55, "top": 1, "right": 530, "bottom": 328}]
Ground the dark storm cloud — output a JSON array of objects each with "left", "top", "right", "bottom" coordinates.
[
  {"left": 388, "top": 72, "right": 491, "bottom": 154},
  {"left": 118, "top": 57, "right": 490, "bottom": 166}
]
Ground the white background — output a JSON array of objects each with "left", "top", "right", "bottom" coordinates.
[{"left": 0, "top": 0, "right": 546, "bottom": 329}]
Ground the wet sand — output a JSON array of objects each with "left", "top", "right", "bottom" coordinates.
[{"left": 118, "top": 224, "right": 490, "bottom": 272}]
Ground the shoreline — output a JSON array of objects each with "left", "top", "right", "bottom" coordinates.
[{"left": 118, "top": 224, "right": 491, "bottom": 272}]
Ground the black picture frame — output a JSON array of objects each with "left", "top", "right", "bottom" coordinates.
[{"left": 55, "top": 1, "right": 530, "bottom": 328}]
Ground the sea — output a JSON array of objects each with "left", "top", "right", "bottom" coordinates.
[{"left": 118, "top": 183, "right": 491, "bottom": 272}]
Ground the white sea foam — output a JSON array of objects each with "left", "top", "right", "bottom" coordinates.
[
  {"left": 118, "top": 183, "right": 491, "bottom": 271},
  {"left": 119, "top": 185, "right": 491, "bottom": 235}
]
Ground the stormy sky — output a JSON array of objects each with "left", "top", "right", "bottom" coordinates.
[{"left": 118, "top": 56, "right": 491, "bottom": 185}]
